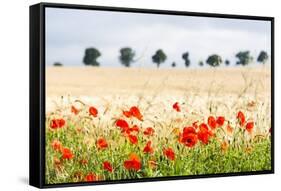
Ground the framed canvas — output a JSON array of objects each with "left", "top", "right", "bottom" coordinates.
[{"left": 29, "top": 2, "right": 274, "bottom": 188}]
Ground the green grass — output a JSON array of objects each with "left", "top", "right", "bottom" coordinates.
[{"left": 45, "top": 117, "right": 271, "bottom": 184}]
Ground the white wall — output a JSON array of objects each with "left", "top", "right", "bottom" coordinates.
[{"left": 0, "top": 0, "right": 279, "bottom": 190}]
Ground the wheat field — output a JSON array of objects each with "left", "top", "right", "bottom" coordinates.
[{"left": 45, "top": 66, "right": 271, "bottom": 184}]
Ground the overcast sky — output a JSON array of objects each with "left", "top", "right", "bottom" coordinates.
[{"left": 46, "top": 7, "right": 271, "bottom": 68}]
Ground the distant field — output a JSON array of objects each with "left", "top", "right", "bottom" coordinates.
[
  {"left": 46, "top": 66, "right": 270, "bottom": 96},
  {"left": 46, "top": 66, "right": 271, "bottom": 111}
]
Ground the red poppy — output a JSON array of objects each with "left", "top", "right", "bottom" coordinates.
[
  {"left": 126, "top": 125, "right": 140, "bottom": 134},
  {"left": 129, "top": 106, "right": 143, "bottom": 121},
  {"left": 245, "top": 121, "right": 254, "bottom": 133},
  {"left": 208, "top": 130, "right": 214, "bottom": 137},
  {"left": 208, "top": 116, "right": 217, "bottom": 129},
  {"left": 89, "top": 106, "right": 98, "bottom": 117},
  {"left": 61, "top": 147, "right": 74, "bottom": 160},
  {"left": 116, "top": 119, "right": 129, "bottom": 132},
  {"left": 181, "top": 132, "right": 198, "bottom": 147},
  {"left": 103, "top": 161, "right": 113, "bottom": 172},
  {"left": 216, "top": 116, "right": 225, "bottom": 127},
  {"left": 199, "top": 123, "right": 209, "bottom": 132},
  {"left": 173, "top": 102, "right": 181, "bottom": 112},
  {"left": 128, "top": 134, "right": 138, "bottom": 144},
  {"left": 71, "top": 106, "right": 79, "bottom": 115},
  {"left": 131, "top": 125, "right": 140, "bottom": 132},
  {"left": 269, "top": 128, "right": 271, "bottom": 133},
  {"left": 143, "top": 141, "right": 153, "bottom": 154},
  {"left": 124, "top": 153, "right": 141, "bottom": 171},
  {"left": 85, "top": 173, "right": 97, "bottom": 182},
  {"left": 144, "top": 127, "right": 155, "bottom": 136},
  {"left": 163, "top": 148, "right": 175, "bottom": 160},
  {"left": 179, "top": 126, "right": 199, "bottom": 147},
  {"left": 237, "top": 111, "right": 246, "bottom": 126},
  {"left": 183, "top": 126, "right": 196, "bottom": 134},
  {"left": 123, "top": 110, "right": 132, "bottom": 118},
  {"left": 197, "top": 124, "right": 212, "bottom": 144},
  {"left": 51, "top": 140, "right": 62, "bottom": 151},
  {"left": 125, "top": 129, "right": 132, "bottom": 134},
  {"left": 197, "top": 131, "right": 209, "bottom": 144},
  {"left": 50, "top": 118, "right": 65, "bottom": 129},
  {"left": 97, "top": 138, "right": 108, "bottom": 149},
  {"left": 59, "top": 119, "right": 65, "bottom": 127}
]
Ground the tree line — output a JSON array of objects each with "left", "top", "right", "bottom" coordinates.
[{"left": 53, "top": 47, "right": 269, "bottom": 67}]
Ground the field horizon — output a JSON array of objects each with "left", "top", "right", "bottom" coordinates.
[{"left": 46, "top": 65, "right": 270, "bottom": 95}]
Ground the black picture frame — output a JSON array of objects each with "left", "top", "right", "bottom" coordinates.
[{"left": 29, "top": 2, "right": 275, "bottom": 188}]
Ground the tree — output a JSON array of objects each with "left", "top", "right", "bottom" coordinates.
[
  {"left": 182, "top": 52, "right": 190, "bottom": 67},
  {"left": 206, "top": 54, "right": 222, "bottom": 67},
  {"left": 171, "top": 62, "right": 176, "bottom": 67},
  {"left": 257, "top": 51, "right": 269, "bottom": 64},
  {"left": 119, "top": 47, "right": 135, "bottom": 67},
  {"left": 225, "top": 59, "right": 230, "bottom": 66},
  {"left": 198, "top": 60, "right": 204, "bottom": 67},
  {"left": 83, "top": 47, "right": 101, "bottom": 66},
  {"left": 152, "top": 49, "right": 167, "bottom": 68},
  {"left": 53, "top": 62, "right": 63, "bottom": 67},
  {"left": 235, "top": 51, "right": 253, "bottom": 66}
]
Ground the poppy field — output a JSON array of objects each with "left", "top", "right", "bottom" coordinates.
[{"left": 45, "top": 67, "right": 271, "bottom": 184}]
